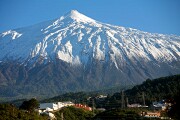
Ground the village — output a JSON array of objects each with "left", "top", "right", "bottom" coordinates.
[{"left": 38, "top": 94, "right": 173, "bottom": 120}]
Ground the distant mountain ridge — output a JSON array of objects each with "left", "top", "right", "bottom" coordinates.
[{"left": 0, "top": 10, "right": 180, "bottom": 100}]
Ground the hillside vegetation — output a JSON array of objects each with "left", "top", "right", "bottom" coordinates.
[
  {"left": 0, "top": 104, "right": 48, "bottom": 120},
  {"left": 55, "top": 106, "right": 94, "bottom": 120},
  {"left": 125, "top": 74, "right": 180, "bottom": 104}
]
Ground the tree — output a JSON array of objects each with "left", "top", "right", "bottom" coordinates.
[
  {"left": 55, "top": 106, "right": 94, "bottom": 120},
  {"left": 168, "top": 91, "right": 180, "bottom": 120},
  {"left": 0, "top": 103, "right": 48, "bottom": 120},
  {"left": 19, "top": 98, "right": 39, "bottom": 112}
]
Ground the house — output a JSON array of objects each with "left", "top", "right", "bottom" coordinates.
[
  {"left": 152, "top": 101, "right": 167, "bottom": 111},
  {"left": 145, "top": 112, "right": 160, "bottom": 118},
  {"left": 141, "top": 112, "right": 161, "bottom": 118},
  {"left": 62, "top": 101, "right": 74, "bottom": 107},
  {"left": 57, "top": 102, "right": 64, "bottom": 109},
  {"left": 97, "top": 95, "right": 107, "bottom": 99},
  {"left": 39, "top": 103, "right": 59, "bottom": 111},
  {"left": 39, "top": 101, "right": 74, "bottom": 120},
  {"left": 39, "top": 101, "right": 74, "bottom": 112},
  {"left": 74, "top": 104, "right": 92, "bottom": 111},
  {"left": 127, "top": 103, "right": 142, "bottom": 108}
]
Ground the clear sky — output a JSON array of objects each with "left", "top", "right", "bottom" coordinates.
[{"left": 0, "top": 0, "right": 180, "bottom": 35}]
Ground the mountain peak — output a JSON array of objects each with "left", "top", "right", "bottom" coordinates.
[
  {"left": 62, "top": 10, "right": 96, "bottom": 23},
  {"left": 68, "top": 10, "right": 81, "bottom": 16}
]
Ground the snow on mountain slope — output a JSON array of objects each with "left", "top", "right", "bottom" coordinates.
[{"left": 0, "top": 10, "right": 180, "bottom": 69}]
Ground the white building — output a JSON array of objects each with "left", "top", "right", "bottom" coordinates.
[
  {"left": 62, "top": 101, "right": 74, "bottom": 106},
  {"left": 98, "top": 95, "right": 107, "bottom": 99},
  {"left": 39, "top": 101, "right": 74, "bottom": 112},
  {"left": 39, "top": 101, "right": 74, "bottom": 120},
  {"left": 127, "top": 103, "right": 142, "bottom": 108},
  {"left": 39, "top": 103, "right": 59, "bottom": 111},
  {"left": 152, "top": 101, "right": 167, "bottom": 111}
]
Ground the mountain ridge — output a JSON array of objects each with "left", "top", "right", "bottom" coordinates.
[{"left": 0, "top": 10, "right": 180, "bottom": 100}]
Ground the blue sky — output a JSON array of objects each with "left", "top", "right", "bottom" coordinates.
[{"left": 0, "top": 0, "right": 180, "bottom": 35}]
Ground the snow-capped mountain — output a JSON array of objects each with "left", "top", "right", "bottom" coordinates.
[{"left": 0, "top": 10, "right": 180, "bottom": 99}]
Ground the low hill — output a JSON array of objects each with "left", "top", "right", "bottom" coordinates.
[{"left": 125, "top": 74, "right": 180, "bottom": 104}]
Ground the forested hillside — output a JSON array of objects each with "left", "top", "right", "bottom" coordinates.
[{"left": 125, "top": 74, "right": 180, "bottom": 104}]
